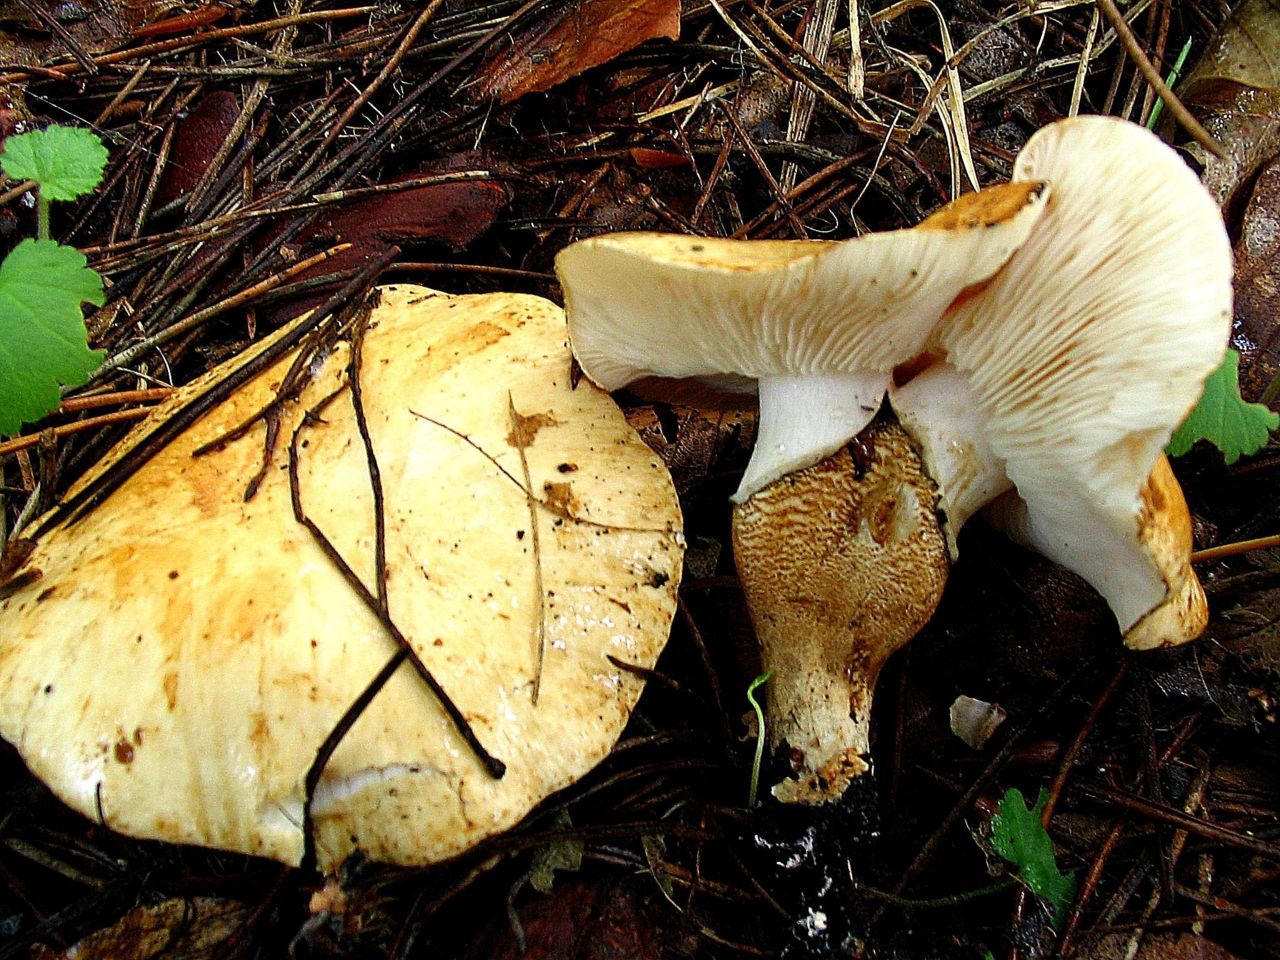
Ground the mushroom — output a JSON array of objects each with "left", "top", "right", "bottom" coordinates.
[
  {"left": 560, "top": 180, "right": 1049, "bottom": 501},
  {"left": 556, "top": 116, "right": 1231, "bottom": 802},
  {"left": 0, "top": 284, "right": 684, "bottom": 870},
  {"left": 894, "top": 116, "right": 1228, "bottom": 650}
]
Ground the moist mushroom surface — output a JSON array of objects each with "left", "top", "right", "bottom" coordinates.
[{"left": 0, "top": 284, "right": 685, "bottom": 870}]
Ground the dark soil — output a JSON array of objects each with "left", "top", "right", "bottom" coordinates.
[{"left": 1, "top": 0, "right": 1278, "bottom": 958}]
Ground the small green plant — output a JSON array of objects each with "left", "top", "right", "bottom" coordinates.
[
  {"left": 1168, "top": 348, "right": 1279, "bottom": 463},
  {"left": 746, "top": 670, "right": 772, "bottom": 807},
  {"left": 526, "top": 810, "right": 583, "bottom": 894},
  {"left": 0, "top": 125, "right": 108, "bottom": 436},
  {"left": 989, "top": 787, "right": 1076, "bottom": 930},
  {"left": 1146, "top": 37, "right": 1194, "bottom": 130}
]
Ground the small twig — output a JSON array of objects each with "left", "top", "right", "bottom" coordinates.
[
  {"left": 347, "top": 313, "right": 388, "bottom": 613},
  {"left": 388, "top": 262, "right": 553, "bottom": 281},
  {"left": 1190, "top": 533, "right": 1280, "bottom": 563},
  {"left": 1041, "top": 660, "right": 1129, "bottom": 826},
  {"left": 677, "top": 595, "right": 734, "bottom": 748},
  {"left": 1094, "top": 0, "right": 1224, "bottom": 157},
  {"left": 6, "top": 390, "right": 172, "bottom": 467},
  {"left": 91, "top": 244, "right": 351, "bottom": 381},
  {"left": 1083, "top": 784, "right": 1280, "bottom": 859},
  {"left": 715, "top": 100, "right": 806, "bottom": 237},
  {"left": 0, "top": 409, "right": 152, "bottom": 459},
  {"left": 507, "top": 395, "right": 549, "bottom": 704},
  {"left": 407, "top": 410, "right": 671, "bottom": 535},
  {"left": 310, "top": 170, "right": 520, "bottom": 204},
  {"left": 14, "top": 0, "right": 97, "bottom": 74},
  {"left": 316, "top": 0, "right": 446, "bottom": 158},
  {"left": 34, "top": 249, "right": 382, "bottom": 535},
  {"left": 0, "top": 7, "right": 378, "bottom": 83},
  {"left": 857, "top": 877, "right": 1017, "bottom": 909},
  {"left": 0, "top": 178, "right": 36, "bottom": 206},
  {"left": 1173, "top": 885, "right": 1280, "bottom": 935},
  {"left": 58, "top": 388, "right": 174, "bottom": 412},
  {"left": 1053, "top": 821, "right": 1125, "bottom": 957},
  {"left": 286, "top": 392, "right": 506, "bottom": 779},
  {"left": 290, "top": 390, "right": 410, "bottom": 877}
]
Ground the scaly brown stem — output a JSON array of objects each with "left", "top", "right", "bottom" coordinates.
[{"left": 732, "top": 421, "right": 949, "bottom": 803}]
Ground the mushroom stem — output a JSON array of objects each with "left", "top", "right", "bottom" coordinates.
[{"left": 731, "top": 421, "right": 948, "bottom": 803}]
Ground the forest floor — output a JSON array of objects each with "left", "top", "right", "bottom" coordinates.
[{"left": 1, "top": 0, "right": 1279, "bottom": 957}]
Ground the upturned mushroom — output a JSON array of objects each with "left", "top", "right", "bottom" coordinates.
[
  {"left": 0, "top": 284, "right": 684, "bottom": 870},
  {"left": 556, "top": 116, "right": 1231, "bottom": 802}
]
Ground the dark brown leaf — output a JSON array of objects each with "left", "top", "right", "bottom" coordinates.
[
  {"left": 0, "top": 0, "right": 179, "bottom": 61},
  {"left": 1083, "top": 932, "right": 1243, "bottom": 960},
  {"left": 629, "top": 146, "right": 689, "bottom": 169},
  {"left": 624, "top": 402, "right": 755, "bottom": 497},
  {"left": 261, "top": 168, "right": 508, "bottom": 322},
  {"left": 474, "top": 0, "right": 680, "bottom": 104},
  {"left": 459, "top": 880, "right": 659, "bottom": 960},
  {"left": 31, "top": 898, "right": 249, "bottom": 960},
  {"left": 1232, "top": 156, "right": 1280, "bottom": 397},
  {"left": 155, "top": 91, "right": 240, "bottom": 207},
  {"left": 1179, "top": 0, "right": 1280, "bottom": 209}
]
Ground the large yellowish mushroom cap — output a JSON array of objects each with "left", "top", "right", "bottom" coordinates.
[{"left": 0, "top": 285, "right": 684, "bottom": 870}]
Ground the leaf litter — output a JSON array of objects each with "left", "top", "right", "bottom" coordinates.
[{"left": 1, "top": 0, "right": 1279, "bottom": 958}]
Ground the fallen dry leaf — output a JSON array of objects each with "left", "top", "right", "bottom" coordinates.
[
  {"left": 261, "top": 167, "right": 508, "bottom": 322},
  {"left": 459, "top": 880, "right": 659, "bottom": 960},
  {"left": 1179, "top": 0, "right": 1280, "bottom": 209},
  {"left": 629, "top": 146, "right": 690, "bottom": 169},
  {"left": 31, "top": 898, "right": 249, "bottom": 960},
  {"left": 624, "top": 402, "right": 755, "bottom": 498},
  {"left": 1083, "top": 932, "right": 1243, "bottom": 960},
  {"left": 0, "top": 0, "right": 182, "bottom": 62},
  {"left": 1230, "top": 155, "right": 1280, "bottom": 397},
  {"left": 474, "top": 0, "right": 680, "bottom": 104},
  {"left": 156, "top": 91, "right": 241, "bottom": 207}
]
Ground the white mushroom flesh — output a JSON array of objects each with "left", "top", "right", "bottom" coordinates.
[{"left": 888, "top": 361, "right": 1012, "bottom": 555}]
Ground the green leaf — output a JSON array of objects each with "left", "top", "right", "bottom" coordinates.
[
  {"left": 527, "top": 812, "right": 583, "bottom": 894},
  {"left": 1, "top": 126, "right": 109, "bottom": 202},
  {"left": 0, "top": 238, "right": 104, "bottom": 434},
  {"left": 990, "top": 788, "right": 1077, "bottom": 929},
  {"left": 1168, "top": 349, "right": 1278, "bottom": 463}
]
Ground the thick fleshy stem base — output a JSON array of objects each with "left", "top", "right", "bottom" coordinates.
[{"left": 732, "top": 422, "right": 949, "bottom": 804}]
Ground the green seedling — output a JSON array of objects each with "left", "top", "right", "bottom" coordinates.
[
  {"left": 0, "top": 125, "right": 108, "bottom": 435},
  {"left": 1169, "top": 348, "right": 1279, "bottom": 464},
  {"left": 1146, "top": 38, "right": 1194, "bottom": 130},
  {"left": 989, "top": 787, "right": 1076, "bottom": 930},
  {"left": 746, "top": 670, "right": 772, "bottom": 808}
]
